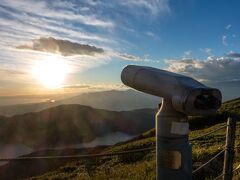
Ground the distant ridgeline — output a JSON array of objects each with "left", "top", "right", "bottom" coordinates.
[{"left": 0, "top": 90, "right": 160, "bottom": 117}]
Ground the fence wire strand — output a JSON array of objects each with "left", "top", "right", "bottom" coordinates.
[
  {"left": 0, "top": 147, "right": 155, "bottom": 162},
  {"left": 214, "top": 164, "right": 240, "bottom": 180},
  {"left": 189, "top": 125, "right": 227, "bottom": 141},
  {"left": 192, "top": 149, "right": 225, "bottom": 174},
  {"left": 214, "top": 173, "right": 224, "bottom": 180},
  {"left": 232, "top": 164, "right": 240, "bottom": 173}
]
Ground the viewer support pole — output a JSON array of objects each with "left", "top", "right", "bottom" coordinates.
[{"left": 156, "top": 98, "right": 192, "bottom": 180}]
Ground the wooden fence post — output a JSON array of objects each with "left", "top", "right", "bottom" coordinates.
[{"left": 223, "top": 117, "right": 236, "bottom": 180}]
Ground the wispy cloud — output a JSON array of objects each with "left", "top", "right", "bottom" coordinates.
[
  {"left": 0, "top": 0, "right": 114, "bottom": 28},
  {"left": 0, "top": 69, "right": 32, "bottom": 88},
  {"left": 62, "top": 84, "right": 91, "bottom": 89},
  {"left": 225, "top": 24, "right": 232, "bottom": 30},
  {"left": 62, "top": 83, "right": 128, "bottom": 91},
  {"left": 116, "top": 53, "right": 140, "bottom": 61},
  {"left": 200, "top": 48, "right": 213, "bottom": 56},
  {"left": 145, "top": 31, "right": 155, "bottom": 37},
  {"left": 183, "top": 50, "right": 192, "bottom": 59},
  {"left": 0, "top": 3, "right": 112, "bottom": 44},
  {"left": 222, "top": 35, "right": 228, "bottom": 46},
  {"left": 113, "top": 52, "right": 161, "bottom": 63},
  {"left": 120, "top": 0, "right": 170, "bottom": 16}
]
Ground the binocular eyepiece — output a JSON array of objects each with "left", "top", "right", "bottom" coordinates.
[{"left": 194, "top": 92, "right": 221, "bottom": 110}]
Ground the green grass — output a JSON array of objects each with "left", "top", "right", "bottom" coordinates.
[
  {"left": 29, "top": 98, "right": 240, "bottom": 180},
  {"left": 29, "top": 121, "right": 240, "bottom": 180}
]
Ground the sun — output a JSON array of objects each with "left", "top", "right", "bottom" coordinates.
[{"left": 32, "top": 56, "right": 69, "bottom": 89}]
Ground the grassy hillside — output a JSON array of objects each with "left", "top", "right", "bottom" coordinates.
[
  {"left": 28, "top": 121, "right": 239, "bottom": 180},
  {"left": 218, "top": 97, "right": 240, "bottom": 117},
  {"left": 32, "top": 98, "right": 240, "bottom": 179},
  {"left": 0, "top": 98, "right": 239, "bottom": 179}
]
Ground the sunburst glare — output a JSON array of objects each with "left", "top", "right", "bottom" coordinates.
[{"left": 32, "top": 56, "right": 69, "bottom": 89}]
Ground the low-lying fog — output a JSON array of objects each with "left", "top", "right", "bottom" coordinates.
[{"left": 0, "top": 132, "right": 133, "bottom": 166}]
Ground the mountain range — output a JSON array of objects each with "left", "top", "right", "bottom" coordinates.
[
  {"left": 0, "top": 90, "right": 160, "bottom": 117},
  {"left": 0, "top": 104, "right": 156, "bottom": 149}
]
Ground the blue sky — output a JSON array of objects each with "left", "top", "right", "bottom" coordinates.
[{"left": 0, "top": 0, "right": 240, "bottom": 99}]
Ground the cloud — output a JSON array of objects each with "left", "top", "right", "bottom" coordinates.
[
  {"left": 62, "top": 84, "right": 91, "bottom": 89},
  {"left": 0, "top": 3, "right": 115, "bottom": 50},
  {"left": 226, "top": 52, "right": 240, "bottom": 58},
  {"left": 183, "top": 50, "right": 192, "bottom": 59},
  {"left": 17, "top": 37, "right": 104, "bottom": 56},
  {"left": 225, "top": 24, "right": 232, "bottom": 30},
  {"left": 200, "top": 48, "right": 212, "bottom": 55},
  {"left": 0, "top": 69, "right": 30, "bottom": 84},
  {"left": 85, "top": 0, "right": 101, "bottom": 6},
  {"left": 222, "top": 35, "right": 228, "bottom": 46},
  {"left": 0, "top": 69, "right": 25, "bottom": 75},
  {"left": 145, "top": 31, "right": 155, "bottom": 37},
  {"left": 120, "top": 0, "right": 170, "bottom": 16},
  {"left": 16, "top": 37, "right": 155, "bottom": 63},
  {"left": 113, "top": 52, "right": 161, "bottom": 63},
  {"left": 116, "top": 53, "right": 140, "bottom": 61},
  {"left": 165, "top": 56, "right": 240, "bottom": 83},
  {"left": 0, "top": 0, "right": 114, "bottom": 28},
  {"left": 61, "top": 83, "right": 128, "bottom": 91}
]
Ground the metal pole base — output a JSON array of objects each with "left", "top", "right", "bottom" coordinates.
[
  {"left": 156, "top": 98, "right": 192, "bottom": 180},
  {"left": 157, "top": 137, "right": 192, "bottom": 180}
]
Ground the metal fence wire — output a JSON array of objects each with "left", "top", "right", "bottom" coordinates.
[
  {"left": 191, "top": 118, "right": 239, "bottom": 179},
  {"left": 0, "top": 118, "right": 239, "bottom": 179}
]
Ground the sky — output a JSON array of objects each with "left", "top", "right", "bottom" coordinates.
[{"left": 0, "top": 0, "right": 240, "bottom": 100}]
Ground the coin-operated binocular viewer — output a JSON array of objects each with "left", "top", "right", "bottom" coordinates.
[{"left": 121, "top": 65, "right": 222, "bottom": 180}]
